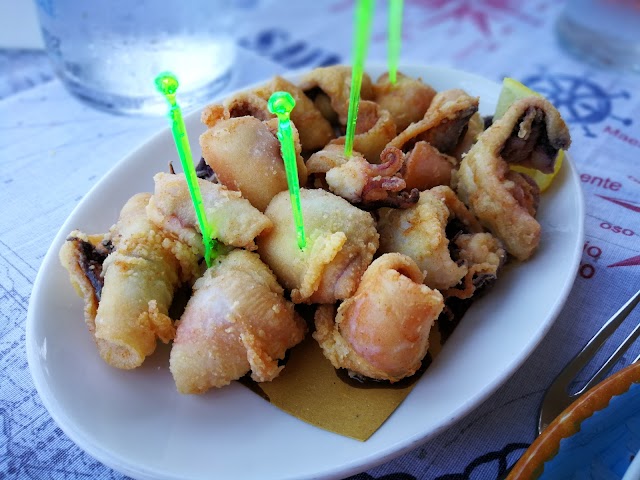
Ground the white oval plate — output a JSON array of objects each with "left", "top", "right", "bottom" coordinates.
[{"left": 26, "top": 64, "right": 584, "bottom": 480}]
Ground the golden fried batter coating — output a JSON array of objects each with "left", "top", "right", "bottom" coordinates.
[
  {"left": 299, "top": 65, "right": 374, "bottom": 126},
  {"left": 306, "top": 143, "right": 349, "bottom": 175},
  {"left": 390, "top": 89, "right": 479, "bottom": 155},
  {"left": 329, "top": 100, "right": 397, "bottom": 163},
  {"left": 429, "top": 184, "right": 484, "bottom": 234},
  {"left": 451, "top": 111, "right": 484, "bottom": 160},
  {"left": 96, "top": 193, "right": 181, "bottom": 369},
  {"left": 223, "top": 76, "right": 335, "bottom": 152},
  {"left": 378, "top": 188, "right": 468, "bottom": 291},
  {"left": 445, "top": 233, "right": 506, "bottom": 299},
  {"left": 170, "top": 250, "right": 306, "bottom": 394},
  {"left": 373, "top": 71, "right": 436, "bottom": 132},
  {"left": 401, "top": 141, "right": 457, "bottom": 190},
  {"left": 455, "top": 96, "right": 571, "bottom": 260},
  {"left": 147, "top": 172, "right": 272, "bottom": 260},
  {"left": 257, "top": 188, "right": 379, "bottom": 304},
  {"left": 313, "top": 253, "right": 444, "bottom": 382},
  {"left": 199, "top": 112, "right": 307, "bottom": 211},
  {"left": 325, "top": 145, "right": 405, "bottom": 204}
]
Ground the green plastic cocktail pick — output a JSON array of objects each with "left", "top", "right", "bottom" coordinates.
[
  {"left": 267, "top": 91, "right": 307, "bottom": 250},
  {"left": 155, "top": 71, "right": 217, "bottom": 268},
  {"left": 344, "top": 0, "right": 375, "bottom": 158},
  {"left": 388, "top": 0, "right": 404, "bottom": 85}
]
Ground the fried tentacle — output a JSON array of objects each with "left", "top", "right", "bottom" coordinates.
[
  {"left": 444, "top": 233, "right": 506, "bottom": 299},
  {"left": 322, "top": 146, "right": 414, "bottom": 208}
]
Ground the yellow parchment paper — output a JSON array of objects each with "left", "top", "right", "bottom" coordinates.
[{"left": 251, "top": 322, "right": 446, "bottom": 441}]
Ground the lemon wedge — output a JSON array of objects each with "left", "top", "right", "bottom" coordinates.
[{"left": 494, "top": 77, "right": 563, "bottom": 192}]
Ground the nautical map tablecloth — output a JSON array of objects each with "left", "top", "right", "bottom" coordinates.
[{"left": 1, "top": 1, "right": 639, "bottom": 479}]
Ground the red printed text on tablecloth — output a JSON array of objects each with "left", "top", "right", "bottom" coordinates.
[{"left": 578, "top": 168, "right": 640, "bottom": 280}]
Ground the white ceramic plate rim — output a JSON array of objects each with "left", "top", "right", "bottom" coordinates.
[{"left": 26, "top": 63, "right": 585, "bottom": 480}]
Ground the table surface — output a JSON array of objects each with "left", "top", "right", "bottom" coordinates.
[{"left": 2, "top": 1, "right": 640, "bottom": 479}]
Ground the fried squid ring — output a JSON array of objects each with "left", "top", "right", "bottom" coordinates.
[
  {"left": 147, "top": 172, "right": 272, "bottom": 279},
  {"left": 451, "top": 111, "right": 485, "bottom": 160},
  {"left": 329, "top": 100, "right": 397, "bottom": 163},
  {"left": 199, "top": 108, "right": 307, "bottom": 211},
  {"left": 389, "top": 89, "right": 479, "bottom": 155},
  {"left": 373, "top": 71, "right": 436, "bottom": 132},
  {"left": 378, "top": 188, "right": 469, "bottom": 291},
  {"left": 306, "top": 143, "right": 349, "bottom": 175},
  {"left": 299, "top": 65, "right": 374, "bottom": 126},
  {"left": 59, "top": 231, "right": 112, "bottom": 341},
  {"left": 222, "top": 76, "right": 334, "bottom": 152},
  {"left": 400, "top": 141, "right": 457, "bottom": 190},
  {"left": 455, "top": 96, "right": 571, "bottom": 260},
  {"left": 65, "top": 193, "right": 182, "bottom": 369},
  {"left": 257, "top": 188, "right": 379, "bottom": 304},
  {"left": 170, "top": 250, "right": 306, "bottom": 394},
  {"left": 313, "top": 253, "right": 444, "bottom": 382}
]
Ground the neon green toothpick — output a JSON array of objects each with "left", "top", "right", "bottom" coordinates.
[
  {"left": 388, "top": 0, "right": 403, "bottom": 84},
  {"left": 345, "top": 0, "right": 375, "bottom": 157},
  {"left": 155, "top": 71, "right": 217, "bottom": 267},
  {"left": 268, "top": 91, "right": 306, "bottom": 250}
]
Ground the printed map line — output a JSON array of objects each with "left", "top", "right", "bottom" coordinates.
[
  {"left": 608, "top": 255, "right": 640, "bottom": 268},
  {"left": 596, "top": 194, "right": 640, "bottom": 213}
]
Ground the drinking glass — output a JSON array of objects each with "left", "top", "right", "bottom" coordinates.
[{"left": 35, "top": 0, "right": 237, "bottom": 115}]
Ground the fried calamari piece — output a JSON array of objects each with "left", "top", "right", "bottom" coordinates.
[
  {"left": 257, "top": 188, "right": 379, "bottom": 304},
  {"left": 328, "top": 100, "right": 397, "bottom": 163},
  {"left": 313, "top": 253, "right": 444, "bottom": 382},
  {"left": 170, "top": 250, "right": 306, "bottom": 394},
  {"left": 325, "top": 145, "right": 406, "bottom": 206},
  {"left": 59, "top": 231, "right": 112, "bottom": 338},
  {"left": 451, "top": 111, "right": 485, "bottom": 160},
  {"left": 74, "top": 193, "right": 182, "bottom": 369},
  {"left": 373, "top": 71, "right": 436, "bottom": 132},
  {"left": 445, "top": 232, "right": 506, "bottom": 299},
  {"left": 299, "top": 65, "right": 374, "bottom": 126},
  {"left": 455, "top": 96, "right": 571, "bottom": 260},
  {"left": 377, "top": 186, "right": 483, "bottom": 291},
  {"left": 199, "top": 106, "right": 307, "bottom": 211},
  {"left": 147, "top": 172, "right": 271, "bottom": 269},
  {"left": 306, "top": 143, "right": 350, "bottom": 175},
  {"left": 222, "top": 76, "right": 334, "bottom": 151},
  {"left": 429, "top": 184, "right": 484, "bottom": 234},
  {"left": 307, "top": 144, "right": 417, "bottom": 208},
  {"left": 390, "top": 89, "right": 479, "bottom": 155},
  {"left": 400, "top": 141, "right": 457, "bottom": 190}
]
